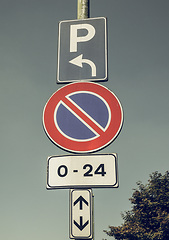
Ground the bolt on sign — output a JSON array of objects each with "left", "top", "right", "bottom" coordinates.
[{"left": 57, "top": 17, "right": 107, "bottom": 83}]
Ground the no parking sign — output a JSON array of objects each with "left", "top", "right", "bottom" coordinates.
[{"left": 43, "top": 82, "right": 123, "bottom": 153}]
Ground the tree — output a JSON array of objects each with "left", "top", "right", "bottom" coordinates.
[{"left": 104, "top": 171, "right": 169, "bottom": 240}]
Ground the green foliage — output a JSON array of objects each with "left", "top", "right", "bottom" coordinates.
[{"left": 104, "top": 171, "right": 169, "bottom": 240}]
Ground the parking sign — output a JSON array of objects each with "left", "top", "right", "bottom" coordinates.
[{"left": 57, "top": 17, "right": 107, "bottom": 83}]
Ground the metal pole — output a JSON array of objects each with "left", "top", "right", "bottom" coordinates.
[
  {"left": 77, "top": 0, "right": 90, "bottom": 19},
  {"left": 75, "top": 2, "right": 91, "bottom": 240}
]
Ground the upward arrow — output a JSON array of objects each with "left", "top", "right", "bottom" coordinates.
[{"left": 74, "top": 196, "right": 89, "bottom": 210}]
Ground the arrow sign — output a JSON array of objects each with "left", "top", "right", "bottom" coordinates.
[
  {"left": 70, "top": 189, "right": 93, "bottom": 239},
  {"left": 69, "top": 54, "right": 96, "bottom": 77},
  {"left": 74, "top": 217, "right": 89, "bottom": 231},
  {"left": 74, "top": 196, "right": 89, "bottom": 210}
]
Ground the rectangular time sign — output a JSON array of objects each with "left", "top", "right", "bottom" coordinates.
[{"left": 46, "top": 153, "right": 118, "bottom": 189}]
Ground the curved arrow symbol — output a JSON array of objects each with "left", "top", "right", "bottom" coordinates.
[
  {"left": 74, "top": 216, "right": 89, "bottom": 231},
  {"left": 69, "top": 54, "right": 96, "bottom": 77}
]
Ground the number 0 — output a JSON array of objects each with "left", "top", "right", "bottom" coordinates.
[{"left": 57, "top": 165, "right": 68, "bottom": 177}]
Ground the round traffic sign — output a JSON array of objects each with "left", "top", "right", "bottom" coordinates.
[{"left": 43, "top": 82, "right": 123, "bottom": 153}]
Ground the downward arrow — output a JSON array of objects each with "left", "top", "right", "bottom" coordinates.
[
  {"left": 74, "top": 216, "right": 89, "bottom": 231},
  {"left": 69, "top": 54, "right": 96, "bottom": 77},
  {"left": 74, "top": 196, "right": 88, "bottom": 210}
]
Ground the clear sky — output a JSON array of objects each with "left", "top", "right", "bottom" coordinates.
[{"left": 0, "top": 0, "right": 169, "bottom": 240}]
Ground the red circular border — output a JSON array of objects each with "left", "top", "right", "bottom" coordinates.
[{"left": 43, "top": 82, "right": 123, "bottom": 153}]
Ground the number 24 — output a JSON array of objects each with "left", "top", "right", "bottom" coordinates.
[{"left": 83, "top": 164, "right": 106, "bottom": 177}]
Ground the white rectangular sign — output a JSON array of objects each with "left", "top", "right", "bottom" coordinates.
[
  {"left": 69, "top": 189, "right": 93, "bottom": 239},
  {"left": 46, "top": 153, "right": 118, "bottom": 189}
]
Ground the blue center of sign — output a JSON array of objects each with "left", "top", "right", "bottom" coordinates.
[{"left": 55, "top": 92, "right": 109, "bottom": 141}]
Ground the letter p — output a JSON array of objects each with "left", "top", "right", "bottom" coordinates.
[{"left": 70, "top": 24, "right": 96, "bottom": 52}]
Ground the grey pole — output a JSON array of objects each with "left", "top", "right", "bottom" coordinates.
[
  {"left": 77, "top": 0, "right": 90, "bottom": 19},
  {"left": 76, "top": 2, "right": 92, "bottom": 240}
]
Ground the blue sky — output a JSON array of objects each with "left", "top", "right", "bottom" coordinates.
[{"left": 0, "top": 1, "right": 169, "bottom": 239}]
